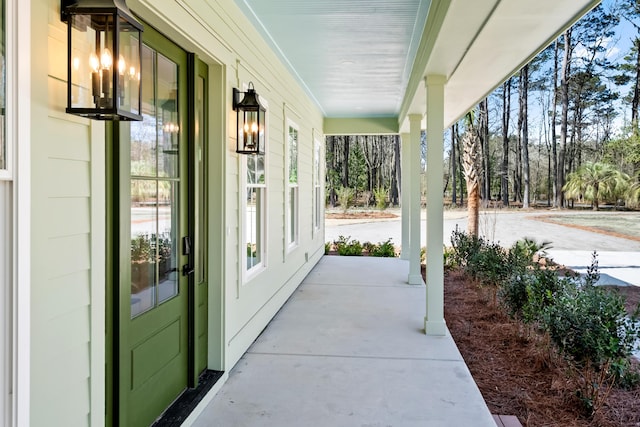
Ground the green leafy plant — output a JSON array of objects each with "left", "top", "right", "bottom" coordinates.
[
  {"left": 324, "top": 242, "right": 332, "bottom": 254},
  {"left": 443, "top": 246, "right": 457, "bottom": 270},
  {"left": 373, "top": 187, "right": 388, "bottom": 210},
  {"left": 542, "top": 273, "right": 640, "bottom": 415},
  {"left": 362, "top": 241, "right": 376, "bottom": 254},
  {"left": 369, "top": 238, "right": 396, "bottom": 257},
  {"left": 500, "top": 267, "right": 572, "bottom": 324},
  {"left": 333, "top": 235, "right": 363, "bottom": 256},
  {"left": 336, "top": 186, "right": 355, "bottom": 213}
]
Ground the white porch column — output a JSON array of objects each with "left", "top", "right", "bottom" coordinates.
[
  {"left": 425, "top": 75, "right": 447, "bottom": 336},
  {"left": 407, "top": 115, "right": 423, "bottom": 285},
  {"left": 400, "top": 132, "right": 410, "bottom": 260}
]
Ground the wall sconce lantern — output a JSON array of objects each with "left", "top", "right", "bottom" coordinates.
[
  {"left": 233, "top": 82, "right": 266, "bottom": 155},
  {"left": 62, "top": 0, "right": 143, "bottom": 121}
]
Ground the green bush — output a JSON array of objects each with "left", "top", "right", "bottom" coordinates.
[
  {"left": 373, "top": 187, "right": 388, "bottom": 210},
  {"left": 336, "top": 186, "right": 355, "bottom": 213},
  {"left": 542, "top": 282, "right": 640, "bottom": 415},
  {"left": 333, "top": 235, "right": 363, "bottom": 256},
  {"left": 471, "top": 241, "right": 510, "bottom": 286},
  {"left": 500, "top": 267, "right": 572, "bottom": 324},
  {"left": 449, "top": 227, "right": 483, "bottom": 269},
  {"left": 369, "top": 238, "right": 396, "bottom": 257},
  {"left": 362, "top": 241, "right": 376, "bottom": 254},
  {"left": 324, "top": 242, "right": 331, "bottom": 255}
]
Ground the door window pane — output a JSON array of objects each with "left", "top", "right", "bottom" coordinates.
[
  {"left": 157, "top": 53, "right": 179, "bottom": 178},
  {"left": 131, "top": 180, "right": 157, "bottom": 317},
  {"left": 130, "top": 45, "right": 180, "bottom": 318},
  {"left": 157, "top": 181, "right": 178, "bottom": 304}
]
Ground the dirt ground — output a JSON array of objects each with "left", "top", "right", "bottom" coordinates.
[{"left": 441, "top": 269, "right": 640, "bottom": 427}]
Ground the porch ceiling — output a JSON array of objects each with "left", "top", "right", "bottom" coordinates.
[{"left": 234, "top": 0, "right": 600, "bottom": 133}]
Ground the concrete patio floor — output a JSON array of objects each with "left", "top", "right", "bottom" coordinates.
[{"left": 190, "top": 256, "right": 496, "bottom": 427}]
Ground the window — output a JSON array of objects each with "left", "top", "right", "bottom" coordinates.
[
  {"left": 0, "top": 0, "right": 7, "bottom": 178},
  {"left": 286, "top": 121, "right": 299, "bottom": 249},
  {"left": 313, "top": 138, "right": 322, "bottom": 233},
  {"left": 245, "top": 153, "right": 265, "bottom": 272}
]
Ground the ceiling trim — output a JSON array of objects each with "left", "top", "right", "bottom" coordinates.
[
  {"left": 398, "top": 0, "right": 452, "bottom": 125},
  {"left": 324, "top": 117, "right": 399, "bottom": 135}
]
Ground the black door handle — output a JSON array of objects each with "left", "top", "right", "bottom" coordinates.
[{"left": 182, "top": 264, "right": 195, "bottom": 276}]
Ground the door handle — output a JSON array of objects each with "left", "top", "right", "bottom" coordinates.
[{"left": 182, "top": 264, "right": 195, "bottom": 276}]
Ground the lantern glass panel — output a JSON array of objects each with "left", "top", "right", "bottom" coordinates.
[
  {"left": 241, "top": 110, "right": 259, "bottom": 151},
  {"left": 118, "top": 17, "right": 141, "bottom": 116},
  {"left": 69, "top": 13, "right": 115, "bottom": 111}
]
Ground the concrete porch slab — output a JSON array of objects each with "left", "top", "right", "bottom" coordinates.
[{"left": 190, "top": 256, "right": 496, "bottom": 427}]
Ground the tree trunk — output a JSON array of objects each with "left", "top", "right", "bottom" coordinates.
[
  {"left": 501, "top": 79, "right": 511, "bottom": 207},
  {"left": 479, "top": 98, "right": 490, "bottom": 203},
  {"left": 558, "top": 29, "right": 571, "bottom": 208},
  {"left": 521, "top": 64, "right": 531, "bottom": 209},
  {"left": 342, "top": 135, "right": 350, "bottom": 188},
  {"left": 390, "top": 135, "right": 401, "bottom": 205},
  {"left": 551, "top": 39, "right": 559, "bottom": 208},
  {"left": 327, "top": 136, "right": 337, "bottom": 206},
  {"left": 462, "top": 115, "right": 482, "bottom": 237},
  {"left": 451, "top": 124, "right": 457, "bottom": 205},
  {"left": 633, "top": 37, "right": 640, "bottom": 134}
]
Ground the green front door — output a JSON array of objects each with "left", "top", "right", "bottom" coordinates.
[{"left": 118, "top": 26, "right": 190, "bottom": 426}]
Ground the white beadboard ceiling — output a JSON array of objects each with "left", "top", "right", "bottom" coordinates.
[{"left": 234, "top": 0, "right": 600, "bottom": 130}]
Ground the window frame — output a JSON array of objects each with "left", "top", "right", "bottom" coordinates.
[
  {"left": 312, "top": 136, "right": 322, "bottom": 236},
  {"left": 241, "top": 93, "right": 268, "bottom": 282},
  {"left": 285, "top": 119, "right": 299, "bottom": 252},
  {"left": 0, "top": 0, "right": 11, "bottom": 181}
]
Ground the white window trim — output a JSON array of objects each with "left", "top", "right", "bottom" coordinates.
[
  {"left": 285, "top": 119, "right": 299, "bottom": 253},
  {"left": 312, "top": 136, "right": 322, "bottom": 237},
  {"left": 5, "top": 0, "right": 31, "bottom": 426},
  {"left": 240, "top": 92, "right": 268, "bottom": 284}
]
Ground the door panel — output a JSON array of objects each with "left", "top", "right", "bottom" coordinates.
[{"left": 119, "top": 25, "right": 189, "bottom": 427}]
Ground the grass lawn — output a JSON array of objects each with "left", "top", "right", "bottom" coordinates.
[{"left": 537, "top": 212, "right": 640, "bottom": 240}]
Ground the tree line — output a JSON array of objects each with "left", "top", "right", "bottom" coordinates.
[{"left": 325, "top": 1, "right": 640, "bottom": 218}]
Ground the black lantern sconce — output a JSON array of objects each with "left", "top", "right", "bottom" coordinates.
[
  {"left": 62, "top": 0, "right": 143, "bottom": 121},
  {"left": 233, "top": 82, "right": 266, "bottom": 155}
]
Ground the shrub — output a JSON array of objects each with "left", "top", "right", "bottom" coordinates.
[
  {"left": 373, "top": 187, "right": 388, "bottom": 210},
  {"left": 500, "top": 267, "right": 572, "bottom": 324},
  {"left": 324, "top": 242, "right": 331, "bottom": 254},
  {"left": 449, "top": 226, "right": 483, "bottom": 269},
  {"left": 471, "top": 241, "right": 510, "bottom": 286},
  {"left": 362, "top": 241, "right": 376, "bottom": 254},
  {"left": 508, "top": 237, "right": 552, "bottom": 274},
  {"left": 542, "top": 282, "right": 640, "bottom": 415},
  {"left": 333, "top": 235, "right": 363, "bottom": 256},
  {"left": 336, "top": 186, "right": 355, "bottom": 213},
  {"left": 443, "top": 246, "right": 457, "bottom": 270},
  {"left": 369, "top": 238, "right": 396, "bottom": 257}
]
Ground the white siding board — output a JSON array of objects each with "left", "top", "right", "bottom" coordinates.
[
  {"left": 46, "top": 158, "right": 91, "bottom": 198},
  {"left": 46, "top": 197, "right": 91, "bottom": 238},
  {"left": 32, "top": 271, "right": 91, "bottom": 322},
  {"left": 47, "top": 118, "right": 91, "bottom": 161},
  {"left": 33, "top": 306, "right": 91, "bottom": 359},
  {"left": 46, "top": 234, "right": 91, "bottom": 279}
]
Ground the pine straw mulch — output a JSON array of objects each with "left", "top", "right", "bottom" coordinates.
[
  {"left": 442, "top": 268, "right": 640, "bottom": 427},
  {"left": 325, "top": 211, "right": 398, "bottom": 219}
]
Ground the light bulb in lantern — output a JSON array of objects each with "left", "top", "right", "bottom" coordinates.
[
  {"left": 101, "top": 49, "right": 113, "bottom": 70},
  {"left": 89, "top": 53, "right": 100, "bottom": 73},
  {"left": 118, "top": 55, "right": 126, "bottom": 76},
  {"left": 129, "top": 66, "right": 136, "bottom": 78}
]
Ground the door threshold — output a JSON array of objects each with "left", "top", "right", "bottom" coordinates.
[{"left": 152, "top": 370, "right": 224, "bottom": 427}]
